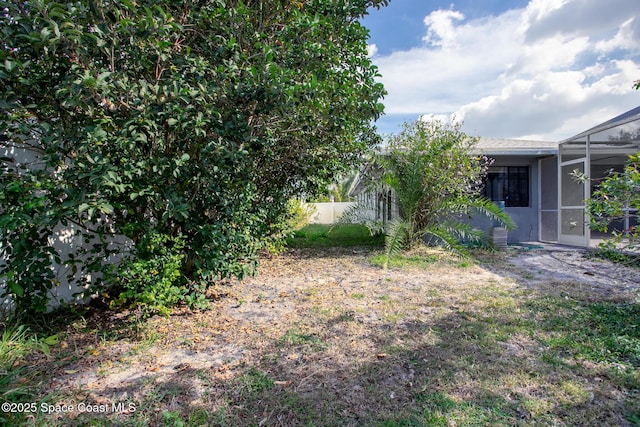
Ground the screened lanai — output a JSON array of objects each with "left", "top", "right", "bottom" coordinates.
[{"left": 555, "top": 106, "right": 640, "bottom": 246}]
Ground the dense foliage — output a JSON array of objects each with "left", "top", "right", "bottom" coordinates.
[
  {"left": 367, "top": 120, "right": 514, "bottom": 267},
  {"left": 0, "top": 0, "right": 387, "bottom": 314}
]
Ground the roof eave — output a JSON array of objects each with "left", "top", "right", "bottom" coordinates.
[{"left": 473, "top": 149, "right": 559, "bottom": 156}]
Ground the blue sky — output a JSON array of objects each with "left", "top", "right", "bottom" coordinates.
[{"left": 361, "top": 0, "right": 640, "bottom": 141}]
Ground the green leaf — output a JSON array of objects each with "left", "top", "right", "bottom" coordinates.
[
  {"left": 98, "top": 203, "right": 114, "bottom": 214},
  {"left": 3, "top": 59, "right": 15, "bottom": 73},
  {"left": 9, "top": 282, "right": 24, "bottom": 297},
  {"left": 0, "top": 0, "right": 389, "bottom": 315},
  {"left": 383, "top": 219, "right": 409, "bottom": 269},
  {"left": 43, "top": 335, "right": 59, "bottom": 346},
  {"left": 40, "top": 342, "right": 50, "bottom": 356},
  {"left": 97, "top": 71, "right": 112, "bottom": 82}
]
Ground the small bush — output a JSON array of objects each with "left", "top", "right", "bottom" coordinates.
[
  {"left": 287, "top": 199, "right": 317, "bottom": 231},
  {"left": 347, "top": 120, "right": 515, "bottom": 268},
  {"left": 586, "top": 153, "right": 639, "bottom": 259},
  {"left": 264, "top": 199, "right": 318, "bottom": 254},
  {"left": 589, "top": 239, "right": 639, "bottom": 268},
  {"left": 108, "top": 232, "right": 200, "bottom": 317}
]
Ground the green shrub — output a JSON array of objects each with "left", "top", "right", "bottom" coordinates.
[
  {"left": 586, "top": 153, "right": 640, "bottom": 263},
  {"left": 0, "top": 0, "right": 386, "bottom": 315},
  {"left": 590, "top": 240, "right": 639, "bottom": 267},
  {"left": 287, "top": 199, "right": 317, "bottom": 231},
  {"left": 351, "top": 120, "right": 515, "bottom": 268},
  {"left": 109, "top": 232, "right": 203, "bottom": 317},
  {"left": 264, "top": 199, "right": 318, "bottom": 253}
]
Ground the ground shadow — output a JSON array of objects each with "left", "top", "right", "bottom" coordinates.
[{"left": 13, "top": 250, "right": 640, "bottom": 427}]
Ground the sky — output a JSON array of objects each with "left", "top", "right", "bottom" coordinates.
[{"left": 361, "top": 0, "right": 640, "bottom": 141}]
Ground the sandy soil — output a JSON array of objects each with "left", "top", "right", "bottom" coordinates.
[
  {"left": 39, "top": 245, "right": 639, "bottom": 425},
  {"left": 489, "top": 245, "right": 639, "bottom": 300}
]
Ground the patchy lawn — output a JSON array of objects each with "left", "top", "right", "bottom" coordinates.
[
  {"left": 286, "top": 223, "right": 385, "bottom": 248},
  {"left": 6, "top": 245, "right": 640, "bottom": 426}
]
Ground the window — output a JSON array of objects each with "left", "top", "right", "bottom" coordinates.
[
  {"left": 376, "top": 189, "right": 393, "bottom": 222},
  {"left": 483, "top": 166, "right": 529, "bottom": 207}
]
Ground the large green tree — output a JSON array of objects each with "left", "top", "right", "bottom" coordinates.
[{"left": 0, "top": 0, "right": 387, "bottom": 313}]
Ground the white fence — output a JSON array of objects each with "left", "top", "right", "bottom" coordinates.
[
  {"left": 308, "top": 202, "right": 355, "bottom": 224},
  {"left": 1, "top": 139, "right": 132, "bottom": 311}
]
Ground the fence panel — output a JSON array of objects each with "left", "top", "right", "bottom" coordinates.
[{"left": 308, "top": 202, "right": 355, "bottom": 224}]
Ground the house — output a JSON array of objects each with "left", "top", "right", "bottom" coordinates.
[{"left": 349, "top": 105, "right": 640, "bottom": 247}]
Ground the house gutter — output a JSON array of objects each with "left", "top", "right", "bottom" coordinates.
[{"left": 473, "top": 149, "right": 559, "bottom": 156}]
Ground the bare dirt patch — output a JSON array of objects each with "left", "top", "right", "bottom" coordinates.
[
  {"left": 29, "top": 246, "right": 640, "bottom": 426},
  {"left": 481, "top": 245, "right": 640, "bottom": 301}
]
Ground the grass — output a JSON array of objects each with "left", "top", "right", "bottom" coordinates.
[
  {"left": 4, "top": 245, "right": 640, "bottom": 426},
  {"left": 588, "top": 246, "right": 640, "bottom": 269},
  {"left": 370, "top": 246, "right": 473, "bottom": 269},
  {"left": 0, "top": 324, "right": 51, "bottom": 426},
  {"left": 286, "top": 223, "right": 384, "bottom": 248},
  {"left": 278, "top": 328, "right": 327, "bottom": 351},
  {"left": 0, "top": 326, "right": 33, "bottom": 395},
  {"left": 530, "top": 298, "right": 640, "bottom": 366},
  {"left": 370, "top": 292, "right": 640, "bottom": 426}
]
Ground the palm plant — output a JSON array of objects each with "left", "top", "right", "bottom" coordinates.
[
  {"left": 315, "top": 172, "right": 358, "bottom": 203},
  {"left": 378, "top": 120, "right": 515, "bottom": 268}
]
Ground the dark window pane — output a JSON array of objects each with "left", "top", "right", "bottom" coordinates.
[{"left": 482, "top": 166, "right": 529, "bottom": 207}]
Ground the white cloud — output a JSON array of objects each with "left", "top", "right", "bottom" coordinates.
[
  {"left": 422, "top": 9, "right": 465, "bottom": 49},
  {"left": 506, "top": 36, "right": 591, "bottom": 76},
  {"left": 458, "top": 62, "right": 639, "bottom": 140},
  {"left": 523, "top": 0, "right": 640, "bottom": 42},
  {"left": 372, "top": 0, "right": 640, "bottom": 140},
  {"left": 596, "top": 17, "right": 640, "bottom": 54},
  {"left": 367, "top": 43, "right": 378, "bottom": 58},
  {"left": 375, "top": 8, "right": 523, "bottom": 114}
]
